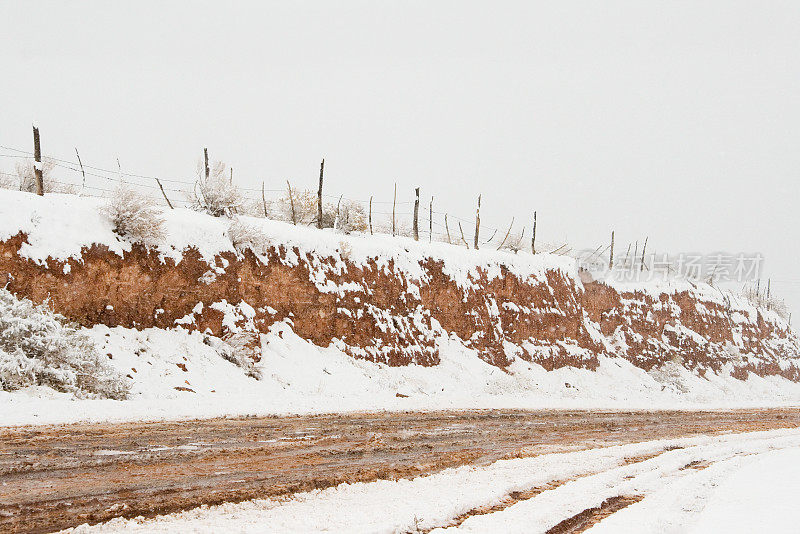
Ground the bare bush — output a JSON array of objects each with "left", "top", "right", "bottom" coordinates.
[
  {"left": 743, "top": 286, "right": 789, "bottom": 319},
  {"left": 4, "top": 159, "right": 78, "bottom": 194},
  {"left": 190, "top": 159, "right": 243, "bottom": 217},
  {"left": 101, "top": 185, "right": 165, "bottom": 244},
  {"left": 499, "top": 231, "right": 527, "bottom": 253},
  {"left": 202, "top": 333, "right": 261, "bottom": 379},
  {"left": 334, "top": 199, "right": 368, "bottom": 233},
  {"left": 228, "top": 218, "right": 271, "bottom": 255},
  {"left": 0, "top": 289, "right": 128, "bottom": 399}
]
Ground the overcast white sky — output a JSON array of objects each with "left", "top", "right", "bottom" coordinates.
[{"left": 2, "top": 1, "right": 800, "bottom": 312}]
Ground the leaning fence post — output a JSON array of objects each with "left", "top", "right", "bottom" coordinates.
[
  {"left": 531, "top": 211, "right": 537, "bottom": 254},
  {"left": 32, "top": 125, "right": 44, "bottom": 195},
  {"left": 156, "top": 178, "right": 174, "bottom": 209},
  {"left": 75, "top": 148, "right": 86, "bottom": 193},
  {"left": 496, "top": 217, "right": 515, "bottom": 250}
]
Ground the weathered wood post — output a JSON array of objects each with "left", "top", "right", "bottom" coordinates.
[
  {"left": 609, "top": 230, "right": 615, "bottom": 269},
  {"left": 369, "top": 195, "right": 373, "bottom": 235},
  {"left": 32, "top": 125, "right": 44, "bottom": 195},
  {"left": 413, "top": 187, "right": 420, "bottom": 241},
  {"left": 286, "top": 180, "right": 297, "bottom": 225},
  {"left": 473, "top": 194, "right": 481, "bottom": 250},
  {"left": 392, "top": 183, "right": 397, "bottom": 237},
  {"left": 531, "top": 210, "right": 537, "bottom": 254},
  {"left": 496, "top": 217, "right": 515, "bottom": 250},
  {"left": 429, "top": 196, "right": 433, "bottom": 242},
  {"left": 261, "top": 182, "right": 268, "bottom": 217},
  {"left": 640, "top": 237, "right": 648, "bottom": 272},
  {"left": 75, "top": 148, "right": 86, "bottom": 192},
  {"left": 317, "top": 158, "right": 324, "bottom": 229},
  {"left": 156, "top": 178, "right": 174, "bottom": 209}
]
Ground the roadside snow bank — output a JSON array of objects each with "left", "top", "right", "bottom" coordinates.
[{"left": 2, "top": 322, "right": 799, "bottom": 427}]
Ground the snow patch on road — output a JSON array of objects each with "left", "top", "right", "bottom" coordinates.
[{"left": 62, "top": 429, "right": 800, "bottom": 534}]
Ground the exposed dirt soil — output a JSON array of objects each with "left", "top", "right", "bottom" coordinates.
[
  {"left": 2, "top": 233, "right": 798, "bottom": 379},
  {"left": 1, "top": 408, "right": 799, "bottom": 533},
  {"left": 545, "top": 495, "right": 645, "bottom": 534}
]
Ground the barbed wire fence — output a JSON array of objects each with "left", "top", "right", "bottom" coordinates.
[
  {"left": 0, "top": 131, "right": 793, "bottom": 320},
  {"left": 0, "top": 137, "right": 564, "bottom": 253}
]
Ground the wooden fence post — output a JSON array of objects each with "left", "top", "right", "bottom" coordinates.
[
  {"left": 204, "top": 148, "right": 210, "bottom": 181},
  {"left": 429, "top": 196, "right": 433, "bottom": 242},
  {"left": 32, "top": 125, "right": 44, "bottom": 195},
  {"left": 531, "top": 211, "right": 537, "bottom": 254},
  {"left": 286, "top": 180, "right": 297, "bottom": 225},
  {"left": 609, "top": 230, "right": 615, "bottom": 269},
  {"left": 369, "top": 195, "right": 373, "bottom": 235},
  {"left": 317, "top": 158, "right": 324, "bottom": 229},
  {"left": 75, "top": 148, "right": 86, "bottom": 192},
  {"left": 156, "top": 178, "right": 174, "bottom": 209},
  {"left": 413, "top": 187, "right": 420, "bottom": 241},
  {"left": 392, "top": 183, "right": 397, "bottom": 237},
  {"left": 640, "top": 237, "right": 648, "bottom": 272},
  {"left": 444, "top": 214, "right": 451, "bottom": 244},
  {"left": 473, "top": 194, "right": 481, "bottom": 250},
  {"left": 496, "top": 217, "right": 515, "bottom": 250},
  {"left": 458, "top": 221, "right": 470, "bottom": 248},
  {"left": 261, "top": 182, "right": 268, "bottom": 217}
]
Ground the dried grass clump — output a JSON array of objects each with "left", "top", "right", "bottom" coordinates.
[{"left": 101, "top": 185, "right": 165, "bottom": 244}]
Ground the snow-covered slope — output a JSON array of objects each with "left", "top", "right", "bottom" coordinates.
[{"left": 0, "top": 189, "right": 798, "bottom": 424}]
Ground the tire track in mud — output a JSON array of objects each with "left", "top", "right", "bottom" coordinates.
[
  {"left": 544, "top": 495, "right": 645, "bottom": 534},
  {"left": 1, "top": 408, "right": 799, "bottom": 533},
  {"left": 420, "top": 449, "right": 670, "bottom": 532}
]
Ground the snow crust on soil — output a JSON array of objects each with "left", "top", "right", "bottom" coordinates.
[
  {"left": 0, "top": 190, "right": 573, "bottom": 289},
  {"left": 2, "top": 322, "right": 799, "bottom": 427},
  {"left": 61, "top": 428, "right": 800, "bottom": 533}
]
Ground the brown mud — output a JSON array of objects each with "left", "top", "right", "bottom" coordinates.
[{"left": 1, "top": 408, "right": 799, "bottom": 533}]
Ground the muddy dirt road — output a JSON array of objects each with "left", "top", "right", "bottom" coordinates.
[{"left": 1, "top": 408, "right": 799, "bottom": 533}]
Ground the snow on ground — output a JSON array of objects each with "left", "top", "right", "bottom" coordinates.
[
  {"left": 62, "top": 428, "right": 800, "bottom": 533},
  {"left": 1, "top": 189, "right": 799, "bottom": 426},
  {"left": 2, "top": 321, "right": 800, "bottom": 427},
  {"left": 686, "top": 448, "right": 800, "bottom": 533}
]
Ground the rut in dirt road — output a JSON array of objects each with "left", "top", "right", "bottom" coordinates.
[{"left": 1, "top": 408, "right": 799, "bottom": 533}]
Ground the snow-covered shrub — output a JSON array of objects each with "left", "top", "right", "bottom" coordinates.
[
  {"left": 742, "top": 286, "right": 789, "bottom": 319},
  {"left": 0, "top": 289, "right": 129, "bottom": 399},
  {"left": 334, "top": 199, "right": 368, "bottom": 233},
  {"left": 190, "top": 160, "right": 243, "bottom": 217},
  {"left": 228, "top": 218, "right": 271, "bottom": 255},
  {"left": 101, "top": 185, "right": 165, "bottom": 244},
  {"left": 3, "top": 159, "right": 77, "bottom": 194},
  {"left": 202, "top": 333, "right": 261, "bottom": 379}
]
